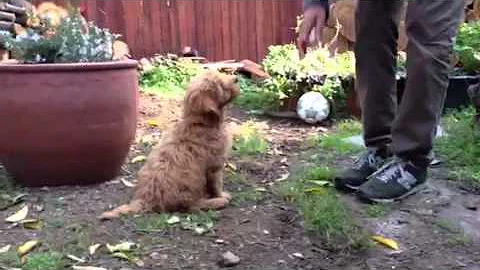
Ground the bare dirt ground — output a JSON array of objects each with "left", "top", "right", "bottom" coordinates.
[{"left": 1, "top": 93, "right": 480, "bottom": 270}]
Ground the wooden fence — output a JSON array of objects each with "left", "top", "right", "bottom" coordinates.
[{"left": 35, "top": 0, "right": 303, "bottom": 62}]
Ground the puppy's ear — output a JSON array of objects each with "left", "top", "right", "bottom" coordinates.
[{"left": 185, "top": 88, "right": 221, "bottom": 124}]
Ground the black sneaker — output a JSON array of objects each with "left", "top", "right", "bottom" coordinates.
[
  {"left": 334, "top": 149, "right": 389, "bottom": 191},
  {"left": 357, "top": 157, "right": 427, "bottom": 203}
]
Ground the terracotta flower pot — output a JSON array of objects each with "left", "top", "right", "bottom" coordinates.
[{"left": 0, "top": 60, "right": 139, "bottom": 187}]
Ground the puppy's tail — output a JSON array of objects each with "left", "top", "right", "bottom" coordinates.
[{"left": 99, "top": 199, "right": 143, "bottom": 220}]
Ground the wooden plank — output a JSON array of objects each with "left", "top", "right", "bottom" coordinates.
[{"left": 246, "top": 0, "right": 257, "bottom": 61}]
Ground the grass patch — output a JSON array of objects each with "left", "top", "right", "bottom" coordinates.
[
  {"left": 233, "top": 121, "right": 269, "bottom": 156},
  {"left": 365, "top": 204, "right": 391, "bottom": 218},
  {"left": 434, "top": 219, "right": 473, "bottom": 246},
  {"left": 233, "top": 75, "right": 279, "bottom": 112},
  {"left": 225, "top": 171, "right": 266, "bottom": 206},
  {"left": 46, "top": 218, "right": 65, "bottom": 229},
  {"left": 278, "top": 166, "right": 368, "bottom": 250},
  {"left": 134, "top": 211, "right": 218, "bottom": 235},
  {"left": 436, "top": 107, "right": 480, "bottom": 189},
  {"left": 0, "top": 250, "right": 21, "bottom": 268},
  {"left": 23, "top": 252, "right": 65, "bottom": 270},
  {"left": 307, "top": 119, "right": 364, "bottom": 155},
  {"left": 63, "top": 223, "right": 91, "bottom": 254}
]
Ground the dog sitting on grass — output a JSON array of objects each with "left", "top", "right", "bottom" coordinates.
[{"left": 100, "top": 71, "right": 240, "bottom": 219}]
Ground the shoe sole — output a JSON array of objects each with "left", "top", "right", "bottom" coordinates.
[
  {"left": 334, "top": 179, "right": 364, "bottom": 192},
  {"left": 357, "top": 183, "right": 428, "bottom": 204}
]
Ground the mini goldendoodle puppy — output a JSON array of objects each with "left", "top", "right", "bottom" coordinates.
[{"left": 100, "top": 71, "right": 240, "bottom": 219}]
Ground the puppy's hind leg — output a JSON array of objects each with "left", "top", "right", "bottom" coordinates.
[
  {"left": 99, "top": 199, "right": 143, "bottom": 220},
  {"left": 190, "top": 197, "right": 230, "bottom": 212},
  {"left": 207, "top": 168, "right": 231, "bottom": 200}
]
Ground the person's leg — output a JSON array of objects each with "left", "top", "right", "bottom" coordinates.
[
  {"left": 335, "top": 0, "right": 404, "bottom": 191},
  {"left": 358, "top": 0, "right": 465, "bottom": 202}
]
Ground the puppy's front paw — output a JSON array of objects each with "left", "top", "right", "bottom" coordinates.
[{"left": 221, "top": 191, "right": 232, "bottom": 201}]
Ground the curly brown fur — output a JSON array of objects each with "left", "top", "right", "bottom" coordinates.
[{"left": 100, "top": 71, "right": 240, "bottom": 220}]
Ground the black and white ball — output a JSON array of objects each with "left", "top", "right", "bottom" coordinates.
[{"left": 297, "top": 91, "right": 330, "bottom": 124}]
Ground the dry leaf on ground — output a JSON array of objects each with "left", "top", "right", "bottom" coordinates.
[
  {"left": 5, "top": 205, "right": 29, "bottom": 223},
  {"left": 17, "top": 240, "right": 39, "bottom": 256},
  {"left": 131, "top": 155, "right": 147, "bottom": 164},
  {"left": 0, "top": 245, "right": 11, "bottom": 253},
  {"left": 371, "top": 235, "right": 399, "bottom": 250},
  {"left": 67, "top": 254, "right": 86, "bottom": 263},
  {"left": 120, "top": 179, "right": 136, "bottom": 188},
  {"left": 106, "top": 242, "right": 137, "bottom": 253},
  {"left": 89, "top": 243, "right": 102, "bottom": 255}
]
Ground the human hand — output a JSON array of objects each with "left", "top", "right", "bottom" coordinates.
[
  {"left": 0, "top": 0, "right": 31, "bottom": 32},
  {"left": 297, "top": 5, "right": 327, "bottom": 59}
]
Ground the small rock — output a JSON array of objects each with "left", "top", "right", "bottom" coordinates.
[
  {"left": 431, "top": 195, "right": 451, "bottom": 207},
  {"left": 263, "top": 230, "right": 270, "bottom": 235},
  {"left": 215, "top": 239, "right": 225, "bottom": 244},
  {"left": 413, "top": 208, "right": 435, "bottom": 216},
  {"left": 150, "top": 252, "right": 168, "bottom": 261},
  {"left": 277, "top": 260, "right": 287, "bottom": 264},
  {"left": 218, "top": 251, "right": 240, "bottom": 267},
  {"left": 292, "top": 252, "right": 304, "bottom": 260},
  {"left": 463, "top": 199, "right": 480, "bottom": 211}
]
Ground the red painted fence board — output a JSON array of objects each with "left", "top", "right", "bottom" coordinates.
[{"left": 34, "top": 0, "right": 302, "bottom": 62}]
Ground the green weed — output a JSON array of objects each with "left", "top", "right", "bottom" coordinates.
[
  {"left": 23, "top": 252, "right": 65, "bottom": 270},
  {"left": 365, "top": 204, "right": 390, "bottom": 218},
  {"left": 436, "top": 107, "right": 480, "bottom": 189},
  {"left": 278, "top": 166, "right": 368, "bottom": 250},
  {"left": 134, "top": 211, "right": 218, "bottom": 235},
  {"left": 0, "top": 250, "right": 21, "bottom": 268},
  {"left": 233, "top": 121, "right": 269, "bottom": 156},
  {"left": 307, "top": 119, "right": 364, "bottom": 155}
]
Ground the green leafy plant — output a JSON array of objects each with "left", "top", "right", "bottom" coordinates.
[
  {"left": 23, "top": 252, "right": 66, "bottom": 270},
  {"left": 233, "top": 121, "right": 269, "bottom": 156},
  {"left": 436, "top": 107, "right": 480, "bottom": 190},
  {"left": 0, "top": 6, "right": 119, "bottom": 63},
  {"left": 140, "top": 56, "right": 203, "bottom": 97},
  {"left": 454, "top": 22, "right": 480, "bottom": 74},
  {"left": 259, "top": 44, "right": 356, "bottom": 112}
]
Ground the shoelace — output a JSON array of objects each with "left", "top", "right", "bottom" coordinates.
[
  {"left": 372, "top": 158, "right": 415, "bottom": 187},
  {"left": 353, "top": 151, "right": 382, "bottom": 170}
]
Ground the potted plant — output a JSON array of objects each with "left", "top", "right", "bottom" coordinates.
[
  {"left": 0, "top": 4, "right": 138, "bottom": 187},
  {"left": 448, "top": 21, "right": 480, "bottom": 113}
]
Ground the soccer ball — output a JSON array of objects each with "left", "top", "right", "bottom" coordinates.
[{"left": 297, "top": 91, "right": 330, "bottom": 124}]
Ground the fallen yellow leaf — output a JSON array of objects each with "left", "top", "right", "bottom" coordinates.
[
  {"left": 72, "top": 267, "right": 108, "bottom": 270},
  {"left": 17, "top": 240, "right": 39, "bottom": 256},
  {"left": 131, "top": 155, "right": 147, "bottom": 164},
  {"left": 309, "top": 180, "right": 334, "bottom": 187},
  {"left": 225, "top": 162, "right": 237, "bottom": 171},
  {"left": 275, "top": 172, "right": 290, "bottom": 182},
  {"left": 67, "top": 254, "right": 86, "bottom": 263},
  {"left": 371, "top": 235, "right": 399, "bottom": 250},
  {"left": 0, "top": 245, "right": 11, "bottom": 253},
  {"left": 106, "top": 242, "right": 137, "bottom": 253},
  {"left": 304, "top": 187, "right": 327, "bottom": 195},
  {"left": 167, "top": 216, "right": 181, "bottom": 225},
  {"left": 111, "top": 252, "right": 130, "bottom": 260},
  {"left": 21, "top": 219, "right": 43, "bottom": 230},
  {"left": 6, "top": 205, "right": 29, "bottom": 223},
  {"left": 120, "top": 179, "right": 136, "bottom": 188},
  {"left": 89, "top": 243, "right": 102, "bottom": 255},
  {"left": 147, "top": 119, "right": 159, "bottom": 127}
]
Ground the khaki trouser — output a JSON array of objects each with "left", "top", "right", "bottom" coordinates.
[{"left": 355, "top": 0, "right": 465, "bottom": 167}]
